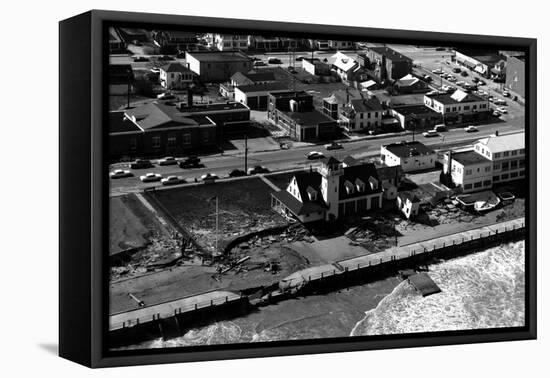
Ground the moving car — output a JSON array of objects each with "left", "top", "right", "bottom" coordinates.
[
  {"left": 423, "top": 130, "right": 439, "bottom": 138},
  {"left": 130, "top": 159, "right": 153, "bottom": 169},
  {"left": 161, "top": 176, "right": 185, "bottom": 186},
  {"left": 248, "top": 165, "right": 269, "bottom": 175},
  {"left": 460, "top": 71, "right": 469, "bottom": 77},
  {"left": 228, "top": 169, "right": 247, "bottom": 177},
  {"left": 433, "top": 124, "right": 447, "bottom": 132},
  {"left": 493, "top": 99, "right": 507, "bottom": 105},
  {"left": 267, "top": 57, "right": 282, "bottom": 64},
  {"left": 139, "top": 172, "right": 162, "bottom": 182},
  {"left": 158, "top": 156, "right": 177, "bottom": 166},
  {"left": 493, "top": 110, "right": 502, "bottom": 117},
  {"left": 306, "top": 151, "right": 325, "bottom": 160},
  {"left": 158, "top": 55, "right": 175, "bottom": 61},
  {"left": 178, "top": 156, "right": 201, "bottom": 168},
  {"left": 452, "top": 67, "right": 461, "bottom": 73},
  {"left": 464, "top": 125, "right": 478, "bottom": 132},
  {"left": 110, "top": 169, "right": 133, "bottom": 179},
  {"left": 432, "top": 68, "right": 443, "bottom": 74},
  {"left": 254, "top": 61, "right": 267, "bottom": 67},
  {"left": 324, "top": 142, "right": 343, "bottom": 150},
  {"left": 423, "top": 75, "right": 433, "bottom": 82},
  {"left": 497, "top": 107, "right": 508, "bottom": 114},
  {"left": 503, "top": 90, "right": 510, "bottom": 97}
]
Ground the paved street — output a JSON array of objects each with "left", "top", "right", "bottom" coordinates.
[{"left": 109, "top": 120, "right": 523, "bottom": 196}]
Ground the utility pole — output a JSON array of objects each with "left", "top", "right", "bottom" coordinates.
[
  {"left": 215, "top": 196, "right": 219, "bottom": 256},
  {"left": 244, "top": 132, "right": 248, "bottom": 173},
  {"left": 126, "top": 67, "right": 132, "bottom": 109}
]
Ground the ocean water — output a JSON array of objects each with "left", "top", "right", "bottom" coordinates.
[
  {"left": 114, "top": 240, "right": 525, "bottom": 350},
  {"left": 351, "top": 240, "right": 525, "bottom": 336}
]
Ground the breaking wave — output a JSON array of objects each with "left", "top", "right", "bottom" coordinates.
[{"left": 350, "top": 241, "right": 525, "bottom": 336}]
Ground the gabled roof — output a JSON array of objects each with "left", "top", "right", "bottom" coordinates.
[
  {"left": 109, "top": 111, "right": 141, "bottom": 133},
  {"left": 342, "top": 155, "right": 359, "bottom": 167},
  {"left": 398, "top": 191, "right": 421, "bottom": 203},
  {"left": 323, "top": 88, "right": 362, "bottom": 105},
  {"left": 367, "top": 46, "right": 412, "bottom": 62},
  {"left": 476, "top": 132, "right": 525, "bottom": 153},
  {"left": 339, "top": 163, "right": 383, "bottom": 200},
  {"left": 396, "top": 74, "right": 420, "bottom": 87},
  {"left": 428, "top": 89, "right": 485, "bottom": 104},
  {"left": 231, "top": 71, "right": 277, "bottom": 86},
  {"left": 280, "top": 171, "right": 328, "bottom": 215},
  {"left": 185, "top": 51, "right": 252, "bottom": 62},
  {"left": 124, "top": 102, "right": 214, "bottom": 130},
  {"left": 161, "top": 62, "right": 192, "bottom": 73},
  {"left": 375, "top": 164, "right": 404, "bottom": 181}
]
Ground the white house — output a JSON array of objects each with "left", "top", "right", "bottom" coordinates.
[
  {"left": 424, "top": 89, "right": 489, "bottom": 124},
  {"left": 271, "top": 157, "right": 384, "bottom": 223},
  {"left": 159, "top": 63, "right": 194, "bottom": 89},
  {"left": 443, "top": 150, "right": 493, "bottom": 193},
  {"left": 338, "top": 97, "right": 384, "bottom": 132},
  {"left": 380, "top": 141, "right": 437, "bottom": 172},
  {"left": 397, "top": 192, "right": 420, "bottom": 219},
  {"left": 331, "top": 52, "right": 359, "bottom": 82}
]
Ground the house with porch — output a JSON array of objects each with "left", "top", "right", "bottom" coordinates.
[{"left": 271, "top": 157, "right": 384, "bottom": 223}]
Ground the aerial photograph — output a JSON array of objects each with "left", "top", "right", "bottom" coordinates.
[{"left": 107, "top": 27, "right": 527, "bottom": 350}]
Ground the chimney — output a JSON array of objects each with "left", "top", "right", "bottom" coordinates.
[{"left": 446, "top": 150, "right": 453, "bottom": 174}]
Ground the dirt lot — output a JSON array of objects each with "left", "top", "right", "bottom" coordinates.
[
  {"left": 150, "top": 177, "right": 288, "bottom": 253},
  {"left": 110, "top": 194, "right": 182, "bottom": 281}
]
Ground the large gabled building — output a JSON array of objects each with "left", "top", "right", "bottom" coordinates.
[{"left": 271, "top": 157, "right": 384, "bottom": 222}]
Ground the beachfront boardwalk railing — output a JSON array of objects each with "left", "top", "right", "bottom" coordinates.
[{"left": 282, "top": 217, "right": 525, "bottom": 286}]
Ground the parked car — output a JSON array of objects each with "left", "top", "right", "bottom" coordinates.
[
  {"left": 200, "top": 173, "right": 219, "bottom": 182},
  {"left": 325, "top": 142, "right": 343, "bottom": 150},
  {"left": 477, "top": 79, "right": 486, "bottom": 85},
  {"left": 452, "top": 67, "right": 461, "bottom": 73},
  {"left": 254, "top": 61, "right": 267, "bottom": 67},
  {"left": 133, "top": 56, "right": 149, "bottom": 62},
  {"left": 158, "top": 55, "right": 175, "bottom": 61},
  {"left": 423, "top": 130, "right": 439, "bottom": 138},
  {"left": 248, "top": 165, "right": 269, "bottom": 175},
  {"left": 493, "top": 110, "right": 502, "bottom": 117},
  {"left": 161, "top": 176, "right": 185, "bottom": 186},
  {"left": 228, "top": 169, "right": 247, "bottom": 177},
  {"left": 178, "top": 156, "right": 201, "bottom": 168},
  {"left": 157, "top": 92, "right": 176, "bottom": 100},
  {"left": 433, "top": 124, "right": 447, "bottom": 132},
  {"left": 139, "top": 172, "right": 162, "bottom": 182},
  {"left": 464, "top": 125, "right": 478, "bottom": 132},
  {"left": 130, "top": 159, "right": 153, "bottom": 169},
  {"left": 306, "top": 151, "right": 325, "bottom": 160},
  {"left": 447, "top": 76, "right": 457, "bottom": 82},
  {"left": 268, "top": 57, "right": 282, "bottom": 64},
  {"left": 158, "top": 156, "right": 177, "bottom": 166},
  {"left": 460, "top": 71, "right": 469, "bottom": 77},
  {"left": 493, "top": 99, "right": 507, "bottom": 105},
  {"left": 503, "top": 90, "right": 510, "bottom": 97},
  {"left": 423, "top": 75, "right": 433, "bottom": 82},
  {"left": 110, "top": 169, "right": 133, "bottom": 179},
  {"left": 432, "top": 68, "right": 443, "bottom": 74},
  {"left": 497, "top": 107, "right": 508, "bottom": 114}
]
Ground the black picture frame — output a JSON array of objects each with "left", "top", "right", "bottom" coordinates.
[{"left": 59, "top": 9, "right": 537, "bottom": 368}]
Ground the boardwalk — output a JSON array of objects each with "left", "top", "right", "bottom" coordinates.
[{"left": 109, "top": 290, "right": 241, "bottom": 331}]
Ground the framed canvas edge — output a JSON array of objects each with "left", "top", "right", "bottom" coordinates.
[{"left": 66, "top": 9, "right": 537, "bottom": 368}]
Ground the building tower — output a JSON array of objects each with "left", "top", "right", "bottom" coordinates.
[{"left": 320, "top": 157, "right": 344, "bottom": 221}]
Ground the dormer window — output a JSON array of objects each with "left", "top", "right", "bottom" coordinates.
[
  {"left": 355, "top": 178, "right": 365, "bottom": 192},
  {"left": 344, "top": 180, "right": 355, "bottom": 195},
  {"left": 306, "top": 186, "right": 317, "bottom": 201},
  {"left": 369, "top": 177, "right": 378, "bottom": 190}
]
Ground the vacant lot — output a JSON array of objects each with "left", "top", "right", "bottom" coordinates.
[
  {"left": 110, "top": 195, "right": 150, "bottom": 255},
  {"left": 150, "top": 177, "right": 288, "bottom": 253}
]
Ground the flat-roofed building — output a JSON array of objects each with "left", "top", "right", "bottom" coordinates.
[
  {"left": 185, "top": 51, "right": 253, "bottom": 82},
  {"left": 505, "top": 55, "right": 525, "bottom": 101},
  {"left": 234, "top": 82, "right": 289, "bottom": 110},
  {"left": 380, "top": 141, "right": 436, "bottom": 172},
  {"left": 389, "top": 104, "right": 443, "bottom": 130}
]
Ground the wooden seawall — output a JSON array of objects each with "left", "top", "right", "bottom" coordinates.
[{"left": 109, "top": 217, "right": 525, "bottom": 347}]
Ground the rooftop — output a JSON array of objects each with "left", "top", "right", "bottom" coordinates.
[
  {"left": 452, "top": 150, "right": 491, "bottom": 166},
  {"left": 391, "top": 104, "right": 440, "bottom": 116},
  {"left": 348, "top": 97, "right": 383, "bottom": 113},
  {"left": 124, "top": 102, "right": 215, "bottom": 130},
  {"left": 161, "top": 62, "right": 192, "bottom": 73},
  {"left": 476, "top": 132, "right": 525, "bottom": 153},
  {"left": 427, "top": 90, "right": 485, "bottom": 104},
  {"left": 383, "top": 141, "right": 435, "bottom": 157},
  {"left": 282, "top": 109, "right": 335, "bottom": 126},
  {"left": 185, "top": 50, "right": 252, "bottom": 62},
  {"left": 178, "top": 101, "right": 249, "bottom": 113},
  {"left": 456, "top": 49, "right": 504, "bottom": 65},
  {"left": 235, "top": 82, "right": 289, "bottom": 94},
  {"left": 109, "top": 111, "right": 141, "bottom": 133},
  {"left": 366, "top": 46, "right": 413, "bottom": 62}
]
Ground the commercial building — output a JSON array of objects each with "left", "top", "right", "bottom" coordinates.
[
  {"left": 185, "top": 51, "right": 253, "bottom": 82},
  {"left": 394, "top": 74, "right": 429, "bottom": 94},
  {"left": 209, "top": 34, "right": 249, "bottom": 51},
  {"left": 338, "top": 97, "right": 384, "bottom": 133},
  {"left": 159, "top": 63, "right": 194, "bottom": 89},
  {"left": 268, "top": 91, "right": 337, "bottom": 141},
  {"left": 357, "top": 46, "right": 413, "bottom": 82},
  {"left": 389, "top": 105, "right": 443, "bottom": 130},
  {"left": 423, "top": 90, "right": 490, "bottom": 124},
  {"left": 271, "top": 157, "right": 384, "bottom": 222},
  {"left": 322, "top": 88, "right": 363, "bottom": 120},
  {"left": 454, "top": 50, "right": 506, "bottom": 80},
  {"left": 234, "top": 82, "right": 289, "bottom": 110},
  {"left": 220, "top": 71, "right": 278, "bottom": 99},
  {"left": 380, "top": 141, "right": 437, "bottom": 172},
  {"left": 109, "top": 101, "right": 251, "bottom": 159},
  {"left": 248, "top": 36, "right": 280, "bottom": 51},
  {"left": 442, "top": 132, "right": 525, "bottom": 192},
  {"left": 302, "top": 58, "right": 330, "bottom": 76}
]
